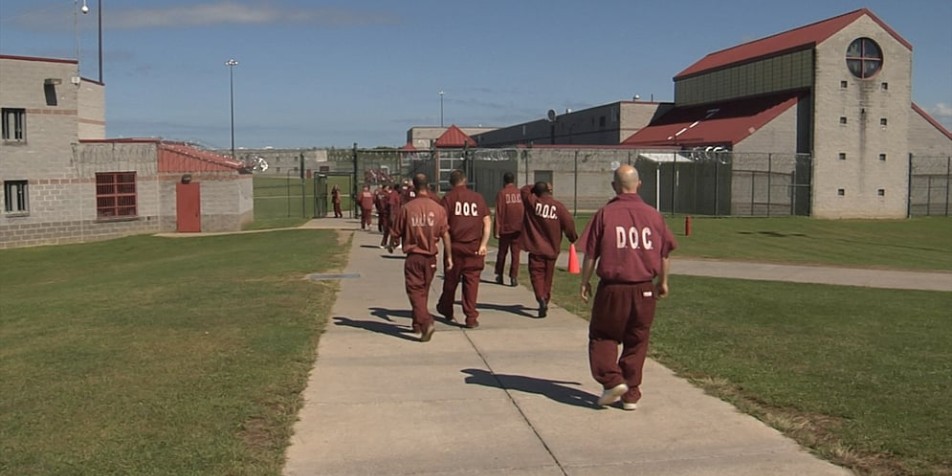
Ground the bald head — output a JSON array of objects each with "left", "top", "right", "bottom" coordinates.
[{"left": 613, "top": 165, "right": 641, "bottom": 194}]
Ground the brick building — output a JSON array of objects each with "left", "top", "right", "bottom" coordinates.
[
  {"left": 1, "top": 55, "right": 252, "bottom": 249},
  {"left": 469, "top": 9, "right": 951, "bottom": 218}
]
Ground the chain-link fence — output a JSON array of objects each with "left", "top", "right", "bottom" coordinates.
[
  {"left": 908, "top": 155, "right": 951, "bottom": 217},
  {"left": 252, "top": 145, "right": 952, "bottom": 219},
  {"left": 336, "top": 145, "right": 813, "bottom": 217}
]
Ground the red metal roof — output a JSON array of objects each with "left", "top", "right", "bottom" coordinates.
[
  {"left": 675, "top": 8, "right": 912, "bottom": 79},
  {"left": 912, "top": 103, "right": 952, "bottom": 142},
  {"left": 399, "top": 142, "right": 418, "bottom": 151},
  {"left": 158, "top": 142, "right": 244, "bottom": 173},
  {"left": 622, "top": 92, "right": 801, "bottom": 147},
  {"left": 0, "top": 54, "right": 78, "bottom": 64},
  {"left": 434, "top": 125, "right": 476, "bottom": 148}
]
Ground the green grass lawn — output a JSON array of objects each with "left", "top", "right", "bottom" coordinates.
[
  {"left": 494, "top": 214, "right": 952, "bottom": 271},
  {"left": 544, "top": 269, "right": 952, "bottom": 474},
  {"left": 664, "top": 216, "right": 952, "bottom": 271},
  {"left": 249, "top": 176, "right": 354, "bottom": 230},
  {"left": 0, "top": 230, "right": 347, "bottom": 475}
]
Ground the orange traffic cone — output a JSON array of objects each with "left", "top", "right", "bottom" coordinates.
[{"left": 568, "top": 244, "right": 580, "bottom": 274}]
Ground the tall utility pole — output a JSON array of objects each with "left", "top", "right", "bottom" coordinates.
[
  {"left": 439, "top": 90, "right": 444, "bottom": 127},
  {"left": 225, "top": 59, "right": 239, "bottom": 159},
  {"left": 98, "top": 0, "right": 103, "bottom": 83}
]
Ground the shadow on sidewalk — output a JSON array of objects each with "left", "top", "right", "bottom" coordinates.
[
  {"left": 368, "top": 307, "right": 413, "bottom": 322},
  {"left": 333, "top": 316, "right": 418, "bottom": 342},
  {"left": 473, "top": 302, "right": 536, "bottom": 318},
  {"left": 461, "top": 368, "right": 598, "bottom": 409}
]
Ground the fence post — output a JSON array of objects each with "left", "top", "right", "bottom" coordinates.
[
  {"left": 671, "top": 154, "right": 677, "bottom": 215},
  {"left": 300, "top": 152, "right": 306, "bottom": 218},
  {"left": 286, "top": 169, "right": 293, "bottom": 217},
  {"left": 946, "top": 156, "right": 950, "bottom": 217},
  {"left": 714, "top": 159, "right": 719, "bottom": 216},
  {"left": 352, "top": 143, "right": 358, "bottom": 218},
  {"left": 790, "top": 167, "right": 796, "bottom": 216},
  {"left": 907, "top": 153, "right": 914, "bottom": 218},
  {"left": 767, "top": 153, "right": 772, "bottom": 217},
  {"left": 573, "top": 150, "right": 579, "bottom": 217}
]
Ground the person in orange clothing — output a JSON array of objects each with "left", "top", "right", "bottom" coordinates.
[
  {"left": 520, "top": 182, "right": 577, "bottom": 318},
  {"left": 389, "top": 173, "right": 453, "bottom": 342},
  {"left": 493, "top": 172, "right": 523, "bottom": 287},
  {"left": 436, "top": 170, "right": 491, "bottom": 329},
  {"left": 358, "top": 184, "right": 375, "bottom": 230}
]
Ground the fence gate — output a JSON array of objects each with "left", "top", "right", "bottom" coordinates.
[{"left": 313, "top": 172, "right": 354, "bottom": 218}]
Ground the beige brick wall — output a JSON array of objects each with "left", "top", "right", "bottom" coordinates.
[
  {"left": 812, "top": 16, "right": 911, "bottom": 218},
  {"left": 734, "top": 104, "right": 799, "bottom": 155},
  {"left": 78, "top": 79, "right": 105, "bottom": 139},
  {"left": 908, "top": 110, "right": 952, "bottom": 158}
]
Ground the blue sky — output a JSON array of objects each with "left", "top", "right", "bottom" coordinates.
[{"left": 2, "top": 0, "right": 950, "bottom": 148}]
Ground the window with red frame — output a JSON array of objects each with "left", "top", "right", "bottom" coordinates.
[{"left": 96, "top": 172, "right": 137, "bottom": 218}]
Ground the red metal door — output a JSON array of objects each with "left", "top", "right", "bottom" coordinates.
[{"left": 176, "top": 182, "right": 201, "bottom": 232}]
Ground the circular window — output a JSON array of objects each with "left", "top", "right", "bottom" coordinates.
[{"left": 846, "top": 38, "right": 883, "bottom": 79}]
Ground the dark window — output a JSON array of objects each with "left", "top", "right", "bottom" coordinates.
[
  {"left": 846, "top": 38, "right": 883, "bottom": 79},
  {"left": 840, "top": 80, "right": 848, "bottom": 89},
  {"left": 881, "top": 82, "right": 889, "bottom": 90},
  {"left": 838, "top": 188, "right": 846, "bottom": 196},
  {"left": 880, "top": 118, "right": 888, "bottom": 126},
  {"left": 878, "top": 189, "right": 885, "bottom": 196},
  {"left": 839, "top": 116, "right": 848, "bottom": 125},
  {"left": 95, "top": 172, "right": 137, "bottom": 218},
  {"left": 3, "top": 180, "right": 29, "bottom": 213},
  {"left": 838, "top": 153, "right": 847, "bottom": 161},
  {"left": 879, "top": 154, "right": 887, "bottom": 161},
  {"left": 1, "top": 108, "right": 26, "bottom": 141}
]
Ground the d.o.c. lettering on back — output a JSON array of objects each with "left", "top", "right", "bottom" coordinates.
[
  {"left": 615, "top": 226, "right": 653, "bottom": 250},
  {"left": 534, "top": 203, "right": 558, "bottom": 220},
  {"left": 454, "top": 202, "right": 479, "bottom": 217}
]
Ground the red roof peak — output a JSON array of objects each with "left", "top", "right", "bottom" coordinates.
[
  {"left": 912, "top": 103, "right": 952, "bottom": 141},
  {"left": 675, "top": 8, "right": 911, "bottom": 80},
  {"left": 434, "top": 125, "right": 476, "bottom": 148}
]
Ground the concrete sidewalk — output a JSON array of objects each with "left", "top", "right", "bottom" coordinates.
[
  {"left": 516, "top": 245, "right": 952, "bottom": 292},
  {"left": 283, "top": 229, "right": 850, "bottom": 476}
]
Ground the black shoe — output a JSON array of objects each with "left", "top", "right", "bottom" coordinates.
[
  {"left": 436, "top": 305, "right": 455, "bottom": 323},
  {"left": 510, "top": 277, "right": 518, "bottom": 287},
  {"left": 537, "top": 299, "right": 547, "bottom": 318},
  {"left": 495, "top": 274, "right": 504, "bottom": 285}
]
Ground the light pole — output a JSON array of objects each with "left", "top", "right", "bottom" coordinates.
[
  {"left": 225, "top": 59, "right": 238, "bottom": 159},
  {"left": 439, "top": 90, "right": 444, "bottom": 127}
]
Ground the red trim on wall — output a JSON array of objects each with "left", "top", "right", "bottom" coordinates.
[{"left": 0, "top": 54, "right": 78, "bottom": 64}]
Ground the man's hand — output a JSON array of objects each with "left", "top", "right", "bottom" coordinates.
[
  {"left": 580, "top": 282, "right": 592, "bottom": 303},
  {"left": 445, "top": 257, "right": 454, "bottom": 271},
  {"left": 657, "top": 281, "right": 669, "bottom": 298},
  {"left": 494, "top": 232, "right": 500, "bottom": 240},
  {"left": 477, "top": 245, "right": 487, "bottom": 256}
]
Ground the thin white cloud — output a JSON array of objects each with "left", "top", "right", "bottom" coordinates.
[
  {"left": 15, "top": 1, "right": 399, "bottom": 30},
  {"left": 929, "top": 102, "right": 952, "bottom": 119}
]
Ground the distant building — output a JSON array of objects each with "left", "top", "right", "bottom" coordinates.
[
  {"left": 1, "top": 54, "right": 252, "bottom": 249},
  {"left": 467, "top": 8, "right": 952, "bottom": 218},
  {"left": 406, "top": 126, "right": 496, "bottom": 150}
]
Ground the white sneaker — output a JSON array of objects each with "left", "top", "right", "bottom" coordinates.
[
  {"left": 621, "top": 401, "right": 638, "bottom": 411},
  {"left": 597, "top": 383, "right": 628, "bottom": 407}
]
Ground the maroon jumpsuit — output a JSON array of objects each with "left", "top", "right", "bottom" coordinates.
[
  {"left": 520, "top": 185, "right": 577, "bottom": 307},
  {"left": 579, "top": 193, "right": 677, "bottom": 405},
  {"left": 358, "top": 189, "right": 375, "bottom": 229},
  {"left": 437, "top": 185, "right": 489, "bottom": 327},
  {"left": 494, "top": 183, "right": 524, "bottom": 281},
  {"left": 390, "top": 194, "right": 450, "bottom": 334},
  {"left": 331, "top": 188, "right": 343, "bottom": 218}
]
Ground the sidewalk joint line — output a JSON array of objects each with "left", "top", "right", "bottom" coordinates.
[{"left": 460, "top": 329, "right": 569, "bottom": 476}]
